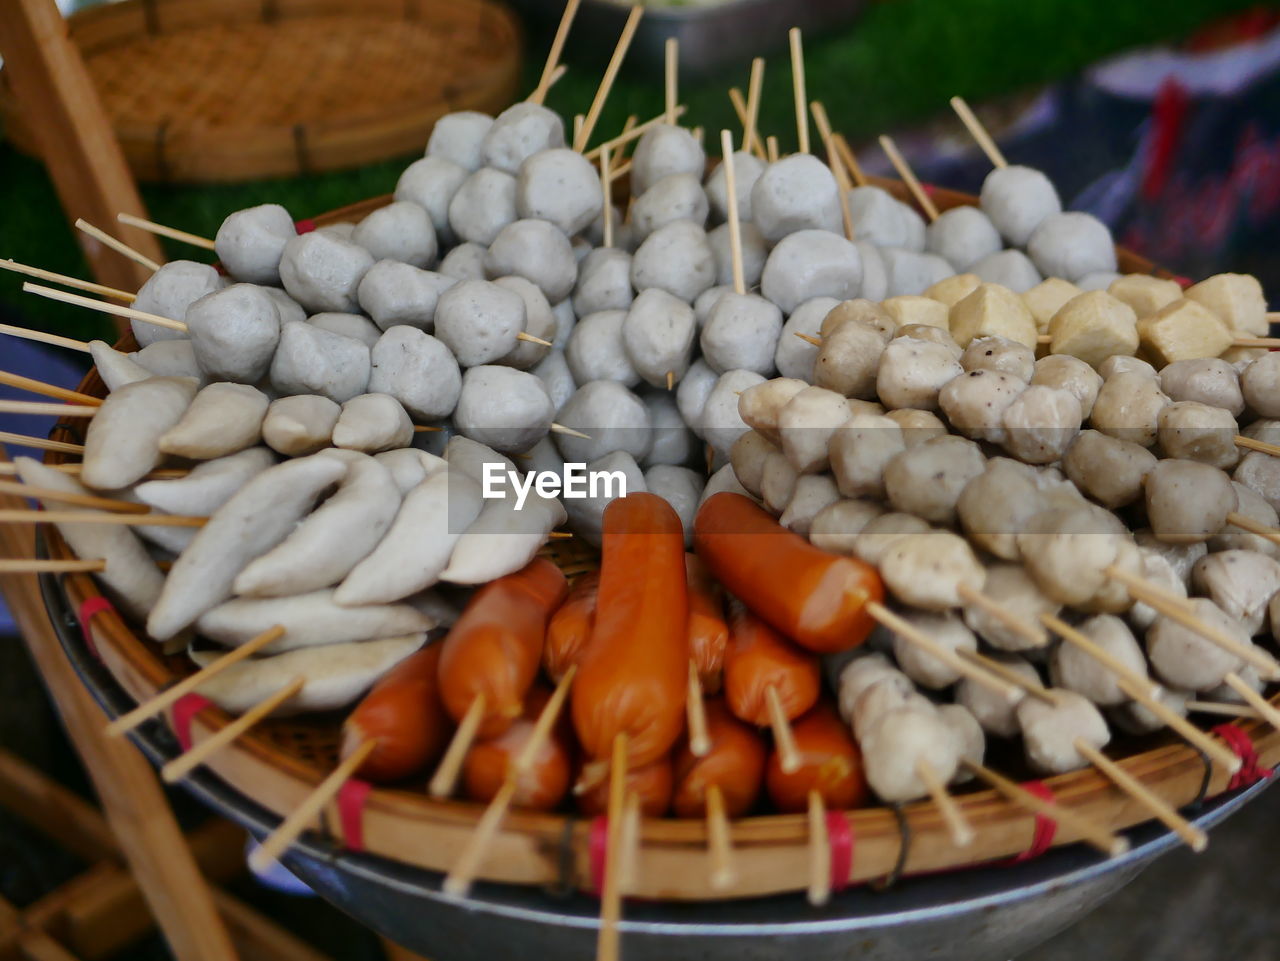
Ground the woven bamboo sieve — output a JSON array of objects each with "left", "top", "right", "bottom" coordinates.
[
  {"left": 0, "top": 0, "right": 522, "bottom": 183},
  {"left": 36, "top": 180, "right": 1280, "bottom": 901}
]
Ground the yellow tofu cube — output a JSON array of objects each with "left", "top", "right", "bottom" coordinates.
[
  {"left": 925, "top": 273, "right": 981, "bottom": 308},
  {"left": 949, "top": 283, "right": 1038, "bottom": 349},
  {"left": 1185, "top": 273, "right": 1268, "bottom": 336},
  {"left": 1048, "top": 291, "right": 1139, "bottom": 369},
  {"left": 1108, "top": 274, "right": 1182, "bottom": 317},
  {"left": 881, "top": 295, "right": 950, "bottom": 330},
  {"left": 1137, "top": 298, "right": 1234, "bottom": 366},
  {"left": 1022, "top": 278, "right": 1081, "bottom": 333}
]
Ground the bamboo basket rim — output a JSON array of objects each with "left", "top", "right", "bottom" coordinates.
[
  {"left": 35, "top": 179, "right": 1280, "bottom": 901},
  {"left": 0, "top": 0, "right": 522, "bottom": 183}
]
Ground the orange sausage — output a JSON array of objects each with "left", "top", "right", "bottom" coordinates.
[
  {"left": 723, "top": 602, "right": 821, "bottom": 727},
  {"left": 438, "top": 557, "right": 568, "bottom": 739},
  {"left": 543, "top": 570, "right": 600, "bottom": 682},
  {"left": 694, "top": 492, "right": 883, "bottom": 653},
  {"left": 672, "top": 698, "right": 766, "bottom": 818},
  {"left": 571, "top": 493, "right": 689, "bottom": 769},
  {"left": 462, "top": 686, "right": 572, "bottom": 812},
  {"left": 686, "top": 554, "right": 729, "bottom": 693},
  {"left": 577, "top": 756, "right": 674, "bottom": 818},
  {"left": 340, "top": 642, "right": 453, "bottom": 783},
  {"left": 765, "top": 701, "right": 870, "bottom": 814}
]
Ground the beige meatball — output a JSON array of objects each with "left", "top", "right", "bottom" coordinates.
[
  {"left": 880, "top": 532, "right": 985, "bottom": 609},
  {"left": 1050, "top": 614, "right": 1146, "bottom": 706},
  {"left": 829, "top": 414, "right": 905, "bottom": 499},
  {"left": 1159, "top": 358, "right": 1244, "bottom": 417},
  {"left": 1031, "top": 355, "right": 1102, "bottom": 419},
  {"left": 1147, "top": 598, "right": 1250, "bottom": 690},
  {"left": 876, "top": 337, "right": 963, "bottom": 411},
  {"left": 1016, "top": 689, "right": 1110, "bottom": 774},
  {"left": 958, "top": 652, "right": 1040, "bottom": 737},
  {"left": 1018, "top": 506, "right": 1130, "bottom": 606},
  {"left": 861, "top": 707, "right": 960, "bottom": 802},
  {"left": 893, "top": 323, "right": 963, "bottom": 357},
  {"left": 760, "top": 450, "right": 799, "bottom": 515},
  {"left": 1133, "top": 529, "right": 1207, "bottom": 587},
  {"left": 890, "top": 611, "right": 978, "bottom": 689},
  {"left": 1145, "top": 459, "right": 1238, "bottom": 543},
  {"left": 1241, "top": 354, "right": 1280, "bottom": 419},
  {"left": 851, "top": 512, "right": 932, "bottom": 566},
  {"left": 1000, "top": 385, "right": 1082, "bottom": 465},
  {"left": 1191, "top": 550, "right": 1280, "bottom": 636},
  {"left": 939, "top": 370, "right": 1024, "bottom": 445},
  {"left": 729, "top": 430, "right": 777, "bottom": 497},
  {"left": 780, "top": 474, "right": 841, "bottom": 535},
  {"left": 1062, "top": 429, "right": 1156, "bottom": 509},
  {"left": 1156, "top": 402, "right": 1240, "bottom": 470},
  {"left": 956, "top": 457, "right": 1072, "bottom": 561},
  {"left": 1082, "top": 536, "right": 1143, "bottom": 615},
  {"left": 738, "top": 377, "right": 808, "bottom": 444},
  {"left": 821, "top": 298, "right": 896, "bottom": 340},
  {"left": 836, "top": 653, "right": 908, "bottom": 724},
  {"left": 961, "top": 336, "right": 1035, "bottom": 382},
  {"left": 1090, "top": 371, "right": 1170, "bottom": 448},
  {"left": 1129, "top": 547, "right": 1188, "bottom": 631},
  {"left": 1111, "top": 685, "right": 1191, "bottom": 736},
  {"left": 884, "top": 435, "right": 986, "bottom": 525},
  {"left": 851, "top": 678, "right": 936, "bottom": 740},
  {"left": 813, "top": 321, "right": 885, "bottom": 400},
  {"left": 962, "top": 562, "right": 1060, "bottom": 651},
  {"left": 809, "top": 498, "right": 885, "bottom": 555},
  {"left": 939, "top": 703, "right": 985, "bottom": 783},
  {"left": 1234, "top": 450, "right": 1280, "bottom": 513},
  {"left": 1210, "top": 482, "right": 1280, "bottom": 559},
  {"left": 884, "top": 408, "right": 948, "bottom": 448},
  {"left": 779, "top": 386, "right": 854, "bottom": 474}
]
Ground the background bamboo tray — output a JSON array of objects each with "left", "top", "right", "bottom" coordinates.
[
  {"left": 35, "top": 181, "right": 1279, "bottom": 901},
  {"left": 0, "top": 0, "right": 522, "bottom": 183}
]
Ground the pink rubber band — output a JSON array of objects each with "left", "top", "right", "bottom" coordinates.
[
  {"left": 1009, "top": 780, "right": 1057, "bottom": 863},
  {"left": 171, "top": 693, "right": 212, "bottom": 751},
  {"left": 77, "top": 595, "right": 115, "bottom": 660},
  {"left": 294, "top": 219, "right": 317, "bottom": 234},
  {"left": 826, "top": 810, "right": 853, "bottom": 892},
  {"left": 336, "top": 779, "right": 372, "bottom": 851},
  {"left": 588, "top": 815, "right": 609, "bottom": 897}
]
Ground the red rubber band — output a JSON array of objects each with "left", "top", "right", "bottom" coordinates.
[
  {"left": 1009, "top": 780, "right": 1057, "bottom": 863},
  {"left": 77, "top": 596, "right": 115, "bottom": 660},
  {"left": 1214, "top": 723, "right": 1274, "bottom": 790},
  {"left": 294, "top": 219, "right": 317, "bottom": 235},
  {"left": 171, "top": 693, "right": 212, "bottom": 751},
  {"left": 1174, "top": 275, "right": 1193, "bottom": 288},
  {"left": 336, "top": 779, "right": 372, "bottom": 852},
  {"left": 588, "top": 815, "right": 609, "bottom": 897},
  {"left": 826, "top": 811, "right": 853, "bottom": 892}
]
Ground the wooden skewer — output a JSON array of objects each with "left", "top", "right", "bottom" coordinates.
[
  {"left": 916, "top": 759, "right": 974, "bottom": 847},
  {"left": 1225, "top": 511, "right": 1280, "bottom": 548},
  {"left": 664, "top": 37, "right": 678, "bottom": 126},
  {"left": 806, "top": 790, "right": 830, "bottom": 906},
  {"left": 705, "top": 783, "right": 734, "bottom": 890},
  {"left": 1234, "top": 435, "right": 1280, "bottom": 457},
  {"left": 1222, "top": 673, "right": 1280, "bottom": 735},
  {"left": 720, "top": 130, "right": 747, "bottom": 297},
  {"left": 1041, "top": 614, "right": 1242, "bottom": 774},
  {"left": 764, "top": 684, "right": 801, "bottom": 774},
  {"left": 0, "top": 322, "right": 91, "bottom": 353},
  {"left": 116, "top": 213, "right": 215, "bottom": 251},
  {"left": 573, "top": 114, "right": 585, "bottom": 145},
  {"left": 74, "top": 219, "right": 162, "bottom": 272},
  {"left": 949, "top": 96, "right": 1008, "bottom": 169},
  {"left": 572, "top": 5, "right": 643, "bottom": 153},
  {"left": 766, "top": 136, "right": 780, "bottom": 164},
  {"left": 584, "top": 107, "right": 687, "bottom": 160},
  {"left": 1073, "top": 739, "right": 1207, "bottom": 852},
  {"left": 665, "top": 370, "right": 675, "bottom": 391},
  {"left": 868, "top": 600, "right": 1020, "bottom": 702},
  {"left": 550, "top": 423, "right": 591, "bottom": 440},
  {"left": 0, "top": 400, "right": 98, "bottom": 418},
  {"left": 878, "top": 134, "right": 939, "bottom": 221},
  {"left": 617, "top": 790, "right": 641, "bottom": 893},
  {"left": 600, "top": 143, "right": 614, "bottom": 249},
  {"left": 0, "top": 259, "right": 136, "bottom": 302},
  {"left": 0, "top": 479, "right": 149, "bottom": 514},
  {"left": 597, "top": 731, "right": 629, "bottom": 961},
  {"left": 788, "top": 28, "right": 809, "bottom": 154},
  {"left": 0, "top": 430, "right": 84, "bottom": 454},
  {"left": 249, "top": 739, "right": 378, "bottom": 872},
  {"left": 686, "top": 661, "right": 711, "bottom": 757},
  {"left": 517, "top": 331, "right": 553, "bottom": 347},
  {"left": 411, "top": 425, "right": 444, "bottom": 433},
  {"left": 963, "top": 759, "right": 1128, "bottom": 856},
  {"left": 794, "top": 331, "right": 822, "bottom": 347},
  {"left": 745, "top": 56, "right": 766, "bottom": 160},
  {"left": 105, "top": 625, "right": 287, "bottom": 736},
  {"left": 1231, "top": 336, "right": 1280, "bottom": 348},
  {"left": 958, "top": 649, "right": 1058, "bottom": 706},
  {"left": 954, "top": 582, "right": 1048, "bottom": 648},
  {"left": 0, "top": 558, "right": 106, "bottom": 574},
  {"left": 161, "top": 677, "right": 305, "bottom": 783},
  {"left": 1104, "top": 565, "right": 1280, "bottom": 679},
  {"left": 832, "top": 133, "right": 867, "bottom": 187},
  {"left": 0, "top": 510, "right": 204, "bottom": 527},
  {"left": 728, "top": 89, "right": 754, "bottom": 154},
  {"left": 1185, "top": 700, "right": 1259, "bottom": 719},
  {"left": 514, "top": 665, "right": 576, "bottom": 774},
  {"left": 529, "top": 0, "right": 582, "bottom": 105},
  {"left": 22, "top": 283, "right": 187, "bottom": 332},
  {"left": 0, "top": 463, "right": 185, "bottom": 479},
  {"left": 0, "top": 370, "right": 102, "bottom": 407},
  {"left": 428, "top": 694, "right": 487, "bottom": 797},
  {"left": 811, "top": 101, "right": 855, "bottom": 241}
]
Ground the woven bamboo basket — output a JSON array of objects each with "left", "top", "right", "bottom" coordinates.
[
  {"left": 0, "top": 0, "right": 521, "bottom": 183},
  {"left": 38, "top": 178, "right": 1280, "bottom": 902}
]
